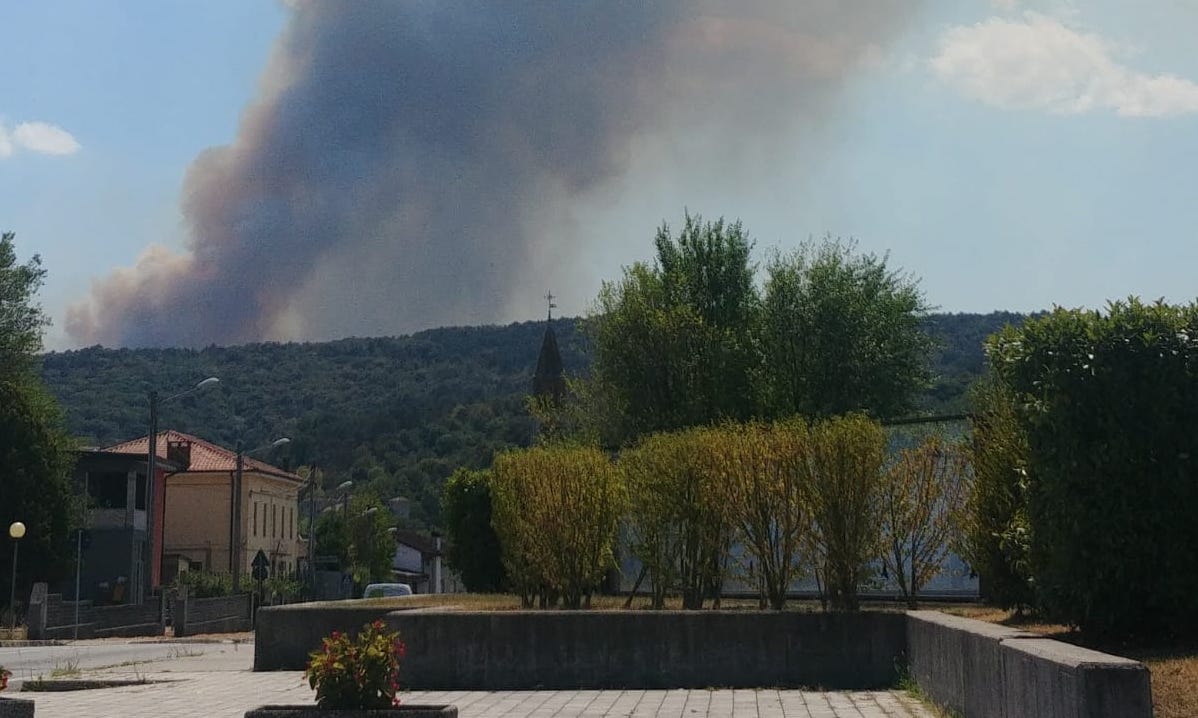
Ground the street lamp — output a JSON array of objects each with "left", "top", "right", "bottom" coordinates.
[
  {"left": 145, "top": 377, "right": 219, "bottom": 602},
  {"left": 8, "top": 521, "right": 25, "bottom": 633},
  {"left": 231, "top": 437, "right": 290, "bottom": 593}
]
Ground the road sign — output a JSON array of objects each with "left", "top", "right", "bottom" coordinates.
[{"left": 251, "top": 549, "right": 270, "bottom": 582}]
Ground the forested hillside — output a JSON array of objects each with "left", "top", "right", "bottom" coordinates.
[{"left": 40, "top": 312, "right": 1023, "bottom": 528}]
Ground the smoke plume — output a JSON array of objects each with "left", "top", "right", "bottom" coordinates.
[{"left": 67, "top": 1, "right": 918, "bottom": 347}]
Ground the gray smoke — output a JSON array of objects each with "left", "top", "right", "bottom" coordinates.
[{"left": 66, "top": 1, "right": 919, "bottom": 347}]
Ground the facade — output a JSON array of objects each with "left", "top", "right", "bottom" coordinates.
[
  {"left": 103, "top": 431, "right": 304, "bottom": 586},
  {"left": 69, "top": 450, "right": 176, "bottom": 603}
]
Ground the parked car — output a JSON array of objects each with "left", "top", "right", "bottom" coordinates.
[{"left": 362, "top": 582, "right": 413, "bottom": 599}]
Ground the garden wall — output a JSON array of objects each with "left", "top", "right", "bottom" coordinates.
[
  {"left": 255, "top": 607, "right": 906, "bottom": 689},
  {"left": 906, "top": 611, "right": 1152, "bottom": 718},
  {"left": 174, "top": 591, "right": 252, "bottom": 637}
]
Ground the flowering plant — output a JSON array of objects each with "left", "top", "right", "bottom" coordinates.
[
  {"left": 0, "top": 666, "right": 10, "bottom": 692},
  {"left": 305, "top": 620, "right": 406, "bottom": 709}
]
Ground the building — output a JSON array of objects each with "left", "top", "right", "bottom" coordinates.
[
  {"left": 70, "top": 449, "right": 179, "bottom": 603},
  {"left": 391, "top": 529, "right": 463, "bottom": 594},
  {"left": 103, "top": 431, "right": 304, "bottom": 585}
]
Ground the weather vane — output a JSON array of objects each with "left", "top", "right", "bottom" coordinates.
[{"left": 545, "top": 291, "right": 557, "bottom": 321}]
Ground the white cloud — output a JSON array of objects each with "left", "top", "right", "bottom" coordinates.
[
  {"left": 930, "top": 12, "right": 1198, "bottom": 117},
  {"left": 0, "top": 119, "right": 81, "bottom": 158},
  {"left": 990, "top": 0, "right": 1019, "bottom": 11}
]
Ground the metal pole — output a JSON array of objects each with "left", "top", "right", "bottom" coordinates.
[
  {"left": 74, "top": 529, "right": 82, "bottom": 641},
  {"left": 145, "top": 391, "right": 158, "bottom": 606},
  {"left": 232, "top": 444, "right": 243, "bottom": 593},
  {"left": 308, "top": 476, "right": 316, "bottom": 596},
  {"left": 9, "top": 542, "right": 18, "bottom": 634}
]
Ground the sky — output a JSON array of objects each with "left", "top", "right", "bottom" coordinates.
[{"left": 3, "top": 0, "right": 1198, "bottom": 350}]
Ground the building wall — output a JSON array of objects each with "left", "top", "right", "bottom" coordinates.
[
  {"left": 243, "top": 473, "right": 302, "bottom": 577},
  {"left": 162, "top": 471, "right": 234, "bottom": 574}
]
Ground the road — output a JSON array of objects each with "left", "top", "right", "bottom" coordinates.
[{"left": 0, "top": 639, "right": 250, "bottom": 680}]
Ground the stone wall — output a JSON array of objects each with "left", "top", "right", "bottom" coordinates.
[{"left": 906, "top": 611, "right": 1152, "bottom": 718}]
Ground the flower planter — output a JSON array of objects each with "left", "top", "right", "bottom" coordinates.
[
  {"left": 245, "top": 704, "right": 456, "bottom": 718},
  {"left": 0, "top": 696, "right": 35, "bottom": 718}
]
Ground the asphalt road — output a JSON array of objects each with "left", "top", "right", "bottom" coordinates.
[{"left": 0, "top": 639, "right": 250, "bottom": 680}]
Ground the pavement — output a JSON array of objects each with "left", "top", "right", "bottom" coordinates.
[{"left": 0, "top": 638, "right": 934, "bottom": 718}]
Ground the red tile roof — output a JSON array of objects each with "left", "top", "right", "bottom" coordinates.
[{"left": 102, "top": 430, "right": 302, "bottom": 482}]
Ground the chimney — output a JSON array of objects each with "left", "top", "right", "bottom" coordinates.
[{"left": 166, "top": 440, "right": 192, "bottom": 470}]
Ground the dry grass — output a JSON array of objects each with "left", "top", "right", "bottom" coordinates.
[{"left": 940, "top": 605, "right": 1198, "bottom": 718}]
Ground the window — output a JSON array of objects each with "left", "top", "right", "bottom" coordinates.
[
  {"left": 289, "top": 507, "right": 294, "bottom": 539},
  {"left": 253, "top": 502, "right": 258, "bottom": 537},
  {"left": 272, "top": 504, "right": 277, "bottom": 537},
  {"left": 87, "top": 471, "right": 128, "bottom": 509}
]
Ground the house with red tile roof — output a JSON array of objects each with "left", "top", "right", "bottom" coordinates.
[{"left": 104, "top": 431, "right": 304, "bottom": 587}]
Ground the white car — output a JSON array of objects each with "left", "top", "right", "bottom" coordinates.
[{"left": 362, "top": 582, "right": 413, "bottom": 598}]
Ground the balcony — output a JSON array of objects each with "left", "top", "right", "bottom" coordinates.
[{"left": 90, "top": 508, "right": 147, "bottom": 531}]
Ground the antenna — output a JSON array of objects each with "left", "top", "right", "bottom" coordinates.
[{"left": 545, "top": 291, "right": 557, "bottom": 321}]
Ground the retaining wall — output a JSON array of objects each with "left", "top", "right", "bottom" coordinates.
[
  {"left": 255, "top": 607, "right": 907, "bottom": 689},
  {"left": 906, "top": 611, "right": 1152, "bottom": 718}
]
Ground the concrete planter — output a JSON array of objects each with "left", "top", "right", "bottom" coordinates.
[
  {"left": 246, "top": 705, "right": 455, "bottom": 718},
  {"left": 0, "top": 696, "right": 35, "bottom": 718}
]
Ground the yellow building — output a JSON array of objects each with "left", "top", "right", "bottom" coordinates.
[{"left": 105, "top": 431, "right": 304, "bottom": 584}]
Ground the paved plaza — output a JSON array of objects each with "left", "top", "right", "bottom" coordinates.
[{"left": 4, "top": 640, "right": 934, "bottom": 718}]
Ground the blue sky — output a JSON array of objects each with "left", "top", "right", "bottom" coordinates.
[{"left": 3, "top": 1, "right": 1198, "bottom": 349}]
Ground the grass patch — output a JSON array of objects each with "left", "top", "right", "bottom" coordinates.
[
  {"left": 940, "top": 605, "right": 1198, "bottom": 718},
  {"left": 48, "top": 657, "right": 80, "bottom": 679}
]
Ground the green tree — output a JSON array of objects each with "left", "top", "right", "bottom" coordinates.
[
  {"left": 588, "top": 213, "right": 759, "bottom": 445},
  {"left": 442, "top": 468, "right": 506, "bottom": 592},
  {"left": 0, "top": 232, "right": 76, "bottom": 621},
  {"left": 0, "top": 377, "right": 78, "bottom": 617},
  {"left": 760, "top": 237, "right": 932, "bottom": 420},
  {"left": 313, "top": 493, "right": 394, "bottom": 592},
  {"left": 0, "top": 232, "right": 50, "bottom": 378}
]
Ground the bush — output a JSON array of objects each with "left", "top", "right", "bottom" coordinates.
[
  {"left": 620, "top": 427, "right": 738, "bottom": 610},
  {"left": 491, "top": 444, "right": 625, "bottom": 609},
  {"left": 306, "top": 620, "right": 405, "bottom": 709},
  {"left": 960, "top": 376, "right": 1034, "bottom": 611},
  {"left": 175, "top": 571, "right": 233, "bottom": 598},
  {"left": 802, "top": 414, "right": 887, "bottom": 611},
  {"left": 989, "top": 300, "right": 1198, "bottom": 637}
]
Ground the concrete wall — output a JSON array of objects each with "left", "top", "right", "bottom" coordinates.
[
  {"left": 255, "top": 607, "right": 907, "bottom": 690},
  {"left": 254, "top": 603, "right": 408, "bottom": 671},
  {"left": 32, "top": 588, "right": 162, "bottom": 640},
  {"left": 907, "top": 611, "right": 1152, "bottom": 718}
]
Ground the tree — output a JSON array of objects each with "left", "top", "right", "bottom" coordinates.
[
  {"left": 880, "top": 434, "right": 970, "bottom": 608},
  {"left": 0, "top": 232, "right": 76, "bottom": 620},
  {"left": 0, "top": 232, "right": 50, "bottom": 378},
  {"left": 314, "top": 493, "right": 395, "bottom": 592},
  {"left": 588, "top": 213, "right": 759, "bottom": 445},
  {"left": 802, "top": 414, "right": 887, "bottom": 611},
  {"left": 760, "top": 237, "right": 932, "bottom": 420},
  {"left": 442, "top": 468, "right": 506, "bottom": 592},
  {"left": 0, "top": 377, "right": 78, "bottom": 617}
]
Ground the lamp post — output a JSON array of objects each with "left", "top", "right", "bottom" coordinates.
[
  {"left": 8, "top": 521, "right": 25, "bottom": 633},
  {"left": 144, "top": 377, "right": 219, "bottom": 603},
  {"left": 232, "top": 437, "right": 290, "bottom": 593}
]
